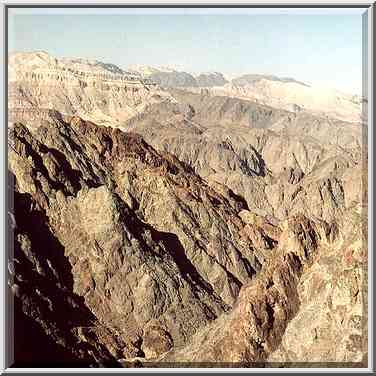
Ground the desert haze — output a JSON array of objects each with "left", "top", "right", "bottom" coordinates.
[{"left": 8, "top": 50, "right": 367, "bottom": 367}]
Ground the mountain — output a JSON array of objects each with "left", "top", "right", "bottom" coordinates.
[
  {"left": 195, "top": 72, "right": 229, "bottom": 87},
  {"left": 128, "top": 66, "right": 228, "bottom": 88},
  {"left": 125, "top": 88, "right": 364, "bottom": 223},
  {"left": 128, "top": 64, "right": 177, "bottom": 76},
  {"left": 186, "top": 76, "right": 363, "bottom": 123},
  {"left": 7, "top": 51, "right": 367, "bottom": 367},
  {"left": 231, "top": 73, "right": 309, "bottom": 87},
  {"left": 127, "top": 63, "right": 363, "bottom": 123},
  {"left": 148, "top": 71, "right": 198, "bottom": 88},
  {"left": 9, "top": 51, "right": 177, "bottom": 128},
  {"left": 9, "top": 51, "right": 363, "bottom": 125},
  {"left": 9, "top": 115, "right": 271, "bottom": 364},
  {"left": 8, "top": 113, "right": 367, "bottom": 366}
]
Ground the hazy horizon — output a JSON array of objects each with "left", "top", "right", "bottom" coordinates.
[{"left": 8, "top": 8, "right": 367, "bottom": 95}]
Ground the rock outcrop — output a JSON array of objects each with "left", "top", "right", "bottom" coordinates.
[
  {"left": 9, "top": 51, "right": 173, "bottom": 127},
  {"left": 9, "top": 115, "right": 280, "bottom": 366},
  {"left": 150, "top": 214, "right": 366, "bottom": 367},
  {"left": 7, "top": 51, "right": 367, "bottom": 368},
  {"left": 125, "top": 89, "right": 364, "bottom": 226}
]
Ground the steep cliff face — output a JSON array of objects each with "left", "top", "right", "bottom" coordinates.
[
  {"left": 151, "top": 213, "right": 366, "bottom": 366},
  {"left": 8, "top": 113, "right": 367, "bottom": 367},
  {"left": 157, "top": 215, "right": 331, "bottom": 364},
  {"left": 125, "top": 90, "right": 364, "bottom": 226},
  {"left": 7, "top": 51, "right": 367, "bottom": 367},
  {"left": 9, "top": 51, "right": 175, "bottom": 127},
  {"left": 9, "top": 185, "right": 122, "bottom": 367},
  {"left": 9, "top": 115, "right": 282, "bottom": 365}
]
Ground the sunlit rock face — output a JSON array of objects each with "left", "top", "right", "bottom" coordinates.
[
  {"left": 9, "top": 51, "right": 177, "bottom": 128},
  {"left": 7, "top": 51, "right": 367, "bottom": 367}
]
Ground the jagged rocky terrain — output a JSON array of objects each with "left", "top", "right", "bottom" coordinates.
[
  {"left": 9, "top": 52, "right": 176, "bottom": 128},
  {"left": 7, "top": 51, "right": 368, "bottom": 367}
]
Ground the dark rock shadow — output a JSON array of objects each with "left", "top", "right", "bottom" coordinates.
[
  {"left": 9, "top": 183, "right": 119, "bottom": 367},
  {"left": 152, "top": 230, "right": 217, "bottom": 295},
  {"left": 114, "top": 192, "right": 229, "bottom": 307}
]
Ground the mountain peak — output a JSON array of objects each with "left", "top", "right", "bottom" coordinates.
[{"left": 231, "top": 73, "right": 310, "bottom": 87}]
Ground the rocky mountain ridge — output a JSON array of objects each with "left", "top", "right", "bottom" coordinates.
[
  {"left": 8, "top": 114, "right": 366, "bottom": 367},
  {"left": 9, "top": 51, "right": 174, "bottom": 128},
  {"left": 7, "top": 51, "right": 368, "bottom": 367},
  {"left": 128, "top": 63, "right": 363, "bottom": 123},
  {"left": 10, "top": 51, "right": 364, "bottom": 125},
  {"left": 8, "top": 115, "right": 275, "bottom": 365}
]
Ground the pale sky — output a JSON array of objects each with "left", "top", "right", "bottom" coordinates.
[{"left": 8, "top": 8, "right": 367, "bottom": 94}]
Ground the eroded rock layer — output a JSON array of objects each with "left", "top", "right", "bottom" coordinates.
[{"left": 7, "top": 51, "right": 367, "bottom": 368}]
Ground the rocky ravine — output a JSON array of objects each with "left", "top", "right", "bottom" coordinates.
[
  {"left": 11, "top": 53, "right": 365, "bottom": 227},
  {"left": 7, "top": 51, "right": 367, "bottom": 367},
  {"left": 125, "top": 89, "right": 365, "bottom": 225},
  {"left": 8, "top": 115, "right": 271, "bottom": 366},
  {"left": 8, "top": 113, "right": 367, "bottom": 367}
]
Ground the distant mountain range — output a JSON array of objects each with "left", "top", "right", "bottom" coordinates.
[
  {"left": 128, "top": 64, "right": 363, "bottom": 123},
  {"left": 9, "top": 51, "right": 364, "bottom": 124}
]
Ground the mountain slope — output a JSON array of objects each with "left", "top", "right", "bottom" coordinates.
[
  {"left": 9, "top": 114, "right": 284, "bottom": 364},
  {"left": 187, "top": 78, "right": 363, "bottom": 123},
  {"left": 8, "top": 112, "right": 367, "bottom": 366},
  {"left": 124, "top": 89, "right": 364, "bottom": 224},
  {"left": 9, "top": 51, "right": 174, "bottom": 128},
  {"left": 7, "top": 51, "right": 367, "bottom": 367},
  {"left": 127, "top": 63, "right": 363, "bottom": 123}
]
